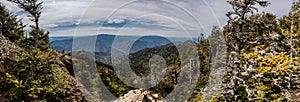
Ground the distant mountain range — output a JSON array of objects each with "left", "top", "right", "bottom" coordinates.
[{"left": 50, "top": 34, "right": 198, "bottom": 64}]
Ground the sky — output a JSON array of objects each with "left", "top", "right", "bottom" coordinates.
[{"left": 1, "top": 0, "right": 294, "bottom": 37}]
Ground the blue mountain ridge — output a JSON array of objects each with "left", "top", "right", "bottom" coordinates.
[
  {"left": 50, "top": 34, "right": 198, "bottom": 64},
  {"left": 50, "top": 34, "right": 198, "bottom": 53}
]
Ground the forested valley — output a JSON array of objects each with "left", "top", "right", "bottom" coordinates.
[{"left": 0, "top": 0, "right": 300, "bottom": 101}]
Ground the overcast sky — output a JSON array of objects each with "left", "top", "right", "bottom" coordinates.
[{"left": 1, "top": 0, "right": 294, "bottom": 37}]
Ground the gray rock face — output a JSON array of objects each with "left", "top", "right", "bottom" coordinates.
[
  {"left": 114, "top": 89, "right": 165, "bottom": 102},
  {"left": 0, "top": 34, "right": 22, "bottom": 58}
]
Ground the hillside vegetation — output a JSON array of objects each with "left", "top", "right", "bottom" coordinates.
[
  {"left": 1, "top": 0, "right": 300, "bottom": 102},
  {"left": 0, "top": 1, "right": 86, "bottom": 101}
]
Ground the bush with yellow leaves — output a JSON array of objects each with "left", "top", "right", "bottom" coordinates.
[{"left": 237, "top": 45, "right": 300, "bottom": 101}]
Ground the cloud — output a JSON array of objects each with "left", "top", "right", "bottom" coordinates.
[
  {"left": 1, "top": 0, "right": 293, "bottom": 37},
  {"left": 106, "top": 18, "right": 126, "bottom": 24}
]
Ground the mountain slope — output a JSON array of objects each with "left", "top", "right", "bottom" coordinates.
[
  {"left": 94, "top": 40, "right": 211, "bottom": 101},
  {"left": 0, "top": 34, "right": 87, "bottom": 101}
]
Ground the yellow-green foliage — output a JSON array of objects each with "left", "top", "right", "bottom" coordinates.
[
  {"left": 0, "top": 50, "right": 68, "bottom": 101},
  {"left": 239, "top": 46, "right": 300, "bottom": 101},
  {"left": 242, "top": 52, "right": 298, "bottom": 75}
]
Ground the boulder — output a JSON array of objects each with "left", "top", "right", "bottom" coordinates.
[{"left": 115, "top": 89, "right": 165, "bottom": 102}]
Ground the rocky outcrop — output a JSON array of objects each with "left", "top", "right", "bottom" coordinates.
[
  {"left": 0, "top": 34, "right": 22, "bottom": 58},
  {"left": 61, "top": 75, "right": 88, "bottom": 102},
  {"left": 59, "top": 54, "right": 75, "bottom": 76},
  {"left": 114, "top": 89, "right": 165, "bottom": 102},
  {"left": 290, "top": 90, "right": 300, "bottom": 102}
]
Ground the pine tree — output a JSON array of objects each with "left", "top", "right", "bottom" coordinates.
[
  {"left": 7, "top": 0, "right": 50, "bottom": 50},
  {"left": 278, "top": 0, "right": 300, "bottom": 57},
  {"left": 217, "top": 0, "right": 300, "bottom": 101},
  {"left": 220, "top": 0, "right": 271, "bottom": 101},
  {"left": 0, "top": 3, "right": 25, "bottom": 44},
  {"left": 224, "top": 0, "right": 269, "bottom": 53},
  {"left": 7, "top": 0, "right": 42, "bottom": 29}
]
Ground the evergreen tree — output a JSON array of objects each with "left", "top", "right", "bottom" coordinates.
[
  {"left": 7, "top": 0, "right": 42, "bottom": 29},
  {"left": 7, "top": 0, "right": 50, "bottom": 50},
  {"left": 217, "top": 0, "right": 300, "bottom": 101},
  {"left": 220, "top": 0, "right": 272, "bottom": 101},
  {"left": 0, "top": 3, "right": 25, "bottom": 44},
  {"left": 278, "top": 0, "right": 300, "bottom": 57},
  {"left": 224, "top": 0, "right": 269, "bottom": 53}
]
